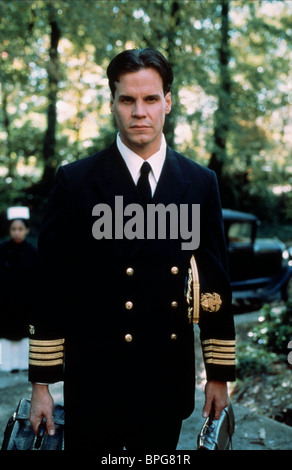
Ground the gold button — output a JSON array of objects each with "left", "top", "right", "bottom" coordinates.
[
  {"left": 125, "top": 334, "right": 133, "bottom": 343},
  {"left": 171, "top": 301, "right": 178, "bottom": 308},
  {"left": 125, "top": 301, "right": 133, "bottom": 310},
  {"left": 170, "top": 333, "right": 177, "bottom": 340},
  {"left": 126, "top": 267, "right": 134, "bottom": 276},
  {"left": 171, "top": 266, "right": 179, "bottom": 275}
]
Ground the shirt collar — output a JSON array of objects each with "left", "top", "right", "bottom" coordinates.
[{"left": 116, "top": 133, "right": 167, "bottom": 184}]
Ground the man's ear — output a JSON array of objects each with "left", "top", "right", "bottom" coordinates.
[
  {"left": 110, "top": 95, "right": 114, "bottom": 113},
  {"left": 165, "top": 92, "right": 172, "bottom": 115}
]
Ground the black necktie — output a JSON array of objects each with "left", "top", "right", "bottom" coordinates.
[{"left": 137, "top": 161, "right": 152, "bottom": 203}]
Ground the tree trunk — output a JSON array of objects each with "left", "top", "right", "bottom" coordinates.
[
  {"left": 40, "top": 5, "right": 61, "bottom": 193},
  {"left": 142, "top": 1, "right": 180, "bottom": 149},
  {"left": 208, "top": 0, "right": 231, "bottom": 187},
  {"left": 164, "top": 1, "right": 181, "bottom": 149},
  {"left": 1, "top": 86, "right": 15, "bottom": 177}
]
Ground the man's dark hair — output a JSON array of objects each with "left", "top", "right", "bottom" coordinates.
[{"left": 107, "top": 48, "right": 173, "bottom": 97}]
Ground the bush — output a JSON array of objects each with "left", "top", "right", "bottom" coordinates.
[
  {"left": 235, "top": 302, "right": 292, "bottom": 380},
  {"left": 236, "top": 343, "right": 277, "bottom": 380},
  {"left": 248, "top": 302, "right": 292, "bottom": 355}
]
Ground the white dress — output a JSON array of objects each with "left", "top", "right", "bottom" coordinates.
[{"left": 0, "top": 337, "right": 29, "bottom": 371}]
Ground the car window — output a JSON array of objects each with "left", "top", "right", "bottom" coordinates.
[{"left": 228, "top": 222, "right": 252, "bottom": 243}]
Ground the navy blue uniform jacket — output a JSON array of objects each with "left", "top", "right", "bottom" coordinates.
[{"left": 29, "top": 142, "right": 235, "bottom": 437}]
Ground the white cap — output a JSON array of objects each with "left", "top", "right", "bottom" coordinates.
[{"left": 7, "top": 206, "right": 30, "bottom": 220}]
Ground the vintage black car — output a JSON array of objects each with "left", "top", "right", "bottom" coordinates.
[{"left": 222, "top": 209, "right": 292, "bottom": 309}]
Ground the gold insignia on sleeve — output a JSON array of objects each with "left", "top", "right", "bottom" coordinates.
[
  {"left": 201, "top": 292, "right": 222, "bottom": 312},
  {"left": 29, "top": 325, "right": 35, "bottom": 335}
]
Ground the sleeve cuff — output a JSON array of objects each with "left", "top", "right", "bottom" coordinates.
[
  {"left": 202, "top": 338, "right": 236, "bottom": 382},
  {"left": 28, "top": 338, "right": 65, "bottom": 384}
]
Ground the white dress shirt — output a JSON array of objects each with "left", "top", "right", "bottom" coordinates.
[{"left": 116, "top": 133, "right": 167, "bottom": 196}]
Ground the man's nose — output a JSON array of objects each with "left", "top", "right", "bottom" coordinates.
[{"left": 132, "top": 100, "right": 146, "bottom": 117}]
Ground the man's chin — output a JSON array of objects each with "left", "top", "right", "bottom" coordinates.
[{"left": 128, "top": 137, "right": 152, "bottom": 149}]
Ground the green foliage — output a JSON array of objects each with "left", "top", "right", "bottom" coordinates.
[
  {"left": 236, "top": 302, "right": 292, "bottom": 380},
  {"left": 0, "top": 176, "right": 31, "bottom": 217},
  {"left": 0, "top": 0, "right": 292, "bottom": 228},
  {"left": 281, "top": 192, "right": 292, "bottom": 222},
  {"left": 248, "top": 303, "right": 292, "bottom": 355},
  {"left": 220, "top": 166, "right": 281, "bottom": 226},
  {"left": 235, "top": 342, "right": 276, "bottom": 380},
  {"left": 5, "top": 122, "right": 44, "bottom": 161}
]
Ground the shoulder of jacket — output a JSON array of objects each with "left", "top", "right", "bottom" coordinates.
[
  {"left": 56, "top": 143, "right": 115, "bottom": 186},
  {"left": 61, "top": 146, "right": 109, "bottom": 175}
]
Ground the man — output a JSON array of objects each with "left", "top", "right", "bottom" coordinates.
[{"left": 28, "top": 48, "right": 236, "bottom": 452}]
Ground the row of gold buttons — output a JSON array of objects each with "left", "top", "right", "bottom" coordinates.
[
  {"left": 124, "top": 333, "right": 177, "bottom": 343},
  {"left": 124, "top": 266, "right": 179, "bottom": 342},
  {"left": 126, "top": 266, "right": 179, "bottom": 276},
  {"left": 125, "top": 301, "right": 178, "bottom": 310},
  {"left": 170, "top": 267, "right": 178, "bottom": 340}
]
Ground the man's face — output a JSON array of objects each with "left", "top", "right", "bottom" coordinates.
[{"left": 110, "top": 68, "right": 171, "bottom": 159}]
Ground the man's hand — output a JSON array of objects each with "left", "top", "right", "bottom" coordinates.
[
  {"left": 202, "top": 380, "right": 229, "bottom": 420},
  {"left": 29, "top": 383, "right": 55, "bottom": 436}
]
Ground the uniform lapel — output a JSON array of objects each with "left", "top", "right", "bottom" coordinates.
[
  {"left": 96, "top": 142, "right": 139, "bottom": 206},
  {"left": 152, "top": 146, "right": 189, "bottom": 206},
  {"left": 92, "top": 142, "right": 144, "bottom": 260}
]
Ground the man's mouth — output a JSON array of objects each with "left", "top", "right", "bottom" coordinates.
[{"left": 130, "top": 125, "right": 151, "bottom": 129}]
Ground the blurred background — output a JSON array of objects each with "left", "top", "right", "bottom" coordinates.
[
  {"left": 0, "top": 1, "right": 292, "bottom": 448},
  {"left": 0, "top": 0, "right": 292, "bottom": 243}
]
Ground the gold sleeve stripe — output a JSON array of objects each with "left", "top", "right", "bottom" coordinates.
[
  {"left": 29, "top": 338, "right": 65, "bottom": 367},
  {"left": 202, "top": 338, "right": 236, "bottom": 366},
  {"left": 202, "top": 339, "right": 235, "bottom": 346},
  {"left": 204, "top": 352, "right": 235, "bottom": 359},
  {"left": 205, "top": 359, "right": 235, "bottom": 365},
  {"left": 203, "top": 345, "right": 235, "bottom": 353},
  {"left": 29, "top": 352, "right": 64, "bottom": 360},
  {"left": 29, "top": 359, "right": 64, "bottom": 367},
  {"left": 30, "top": 345, "right": 64, "bottom": 353},
  {"left": 30, "top": 339, "right": 65, "bottom": 347}
]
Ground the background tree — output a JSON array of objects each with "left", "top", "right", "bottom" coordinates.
[
  {"left": 208, "top": 0, "right": 231, "bottom": 189},
  {"left": 0, "top": 0, "right": 292, "bottom": 241},
  {"left": 0, "top": 1, "right": 35, "bottom": 179},
  {"left": 40, "top": 3, "right": 61, "bottom": 194}
]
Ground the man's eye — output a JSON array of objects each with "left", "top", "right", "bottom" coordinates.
[
  {"left": 147, "top": 97, "right": 157, "bottom": 103},
  {"left": 121, "top": 97, "right": 133, "bottom": 104}
]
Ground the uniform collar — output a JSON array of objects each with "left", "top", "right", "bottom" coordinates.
[{"left": 116, "top": 133, "right": 166, "bottom": 185}]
